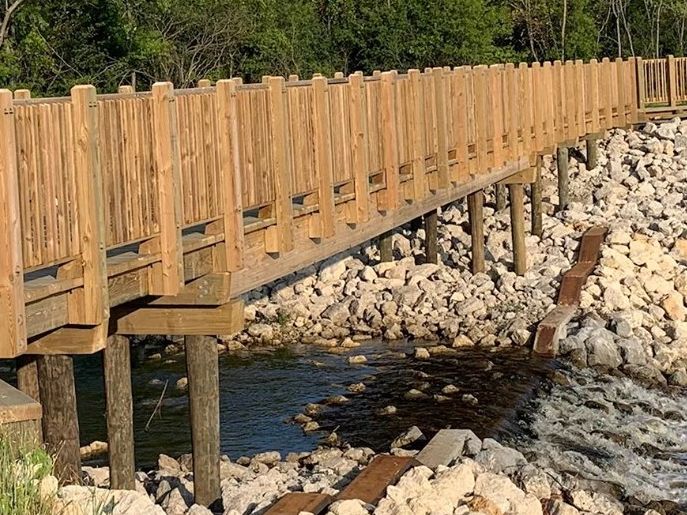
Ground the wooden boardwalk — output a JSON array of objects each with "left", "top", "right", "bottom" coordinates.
[{"left": 0, "top": 55, "right": 684, "bottom": 505}]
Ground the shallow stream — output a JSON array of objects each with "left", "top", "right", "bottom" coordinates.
[{"left": 3, "top": 338, "right": 684, "bottom": 506}]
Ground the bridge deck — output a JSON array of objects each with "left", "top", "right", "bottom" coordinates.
[{"left": 3, "top": 58, "right": 649, "bottom": 357}]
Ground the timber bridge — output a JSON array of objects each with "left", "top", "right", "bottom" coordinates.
[{"left": 0, "top": 55, "right": 683, "bottom": 506}]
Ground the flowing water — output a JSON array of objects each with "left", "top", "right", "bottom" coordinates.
[{"left": 2, "top": 339, "right": 684, "bottom": 506}]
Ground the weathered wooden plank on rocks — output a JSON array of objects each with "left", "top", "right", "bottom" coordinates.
[
  {"left": 337, "top": 455, "right": 417, "bottom": 505},
  {"left": 264, "top": 492, "right": 333, "bottom": 515},
  {"left": 533, "top": 304, "right": 577, "bottom": 356},
  {"left": 558, "top": 261, "right": 596, "bottom": 306},
  {"left": 578, "top": 226, "right": 608, "bottom": 263}
]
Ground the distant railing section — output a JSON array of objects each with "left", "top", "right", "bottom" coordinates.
[
  {"left": 637, "top": 55, "right": 687, "bottom": 107},
  {"left": 0, "top": 57, "right": 642, "bottom": 357}
]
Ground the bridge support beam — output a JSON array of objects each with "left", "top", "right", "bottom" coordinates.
[
  {"left": 467, "top": 191, "right": 485, "bottom": 274},
  {"left": 378, "top": 231, "right": 393, "bottom": 263},
  {"left": 424, "top": 210, "right": 438, "bottom": 265},
  {"left": 556, "top": 146, "right": 569, "bottom": 211},
  {"left": 509, "top": 184, "right": 527, "bottom": 276},
  {"left": 186, "top": 335, "right": 221, "bottom": 507},
  {"left": 585, "top": 136, "right": 598, "bottom": 170},
  {"left": 103, "top": 335, "right": 135, "bottom": 490},
  {"left": 531, "top": 157, "right": 543, "bottom": 238},
  {"left": 37, "top": 355, "right": 81, "bottom": 484}
]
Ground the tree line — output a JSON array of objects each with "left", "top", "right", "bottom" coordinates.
[{"left": 2, "top": 0, "right": 687, "bottom": 95}]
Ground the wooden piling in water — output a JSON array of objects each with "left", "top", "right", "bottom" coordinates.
[
  {"left": 186, "top": 335, "right": 221, "bottom": 506},
  {"left": 509, "top": 184, "right": 527, "bottom": 275},
  {"left": 16, "top": 355, "right": 42, "bottom": 441},
  {"left": 37, "top": 355, "right": 81, "bottom": 484},
  {"left": 585, "top": 136, "right": 598, "bottom": 170},
  {"left": 556, "top": 146, "right": 569, "bottom": 211},
  {"left": 424, "top": 210, "right": 438, "bottom": 265},
  {"left": 379, "top": 231, "right": 393, "bottom": 263},
  {"left": 495, "top": 184, "right": 507, "bottom": 211},
  {"left": 467, "top": 191, "right": 485, "bottom": 274},
  {"left": 103, "top": 335, "right": 135, "bottom": 490},
  {"left": 531, "top": 156, "right": 543, "bottom": 238}
]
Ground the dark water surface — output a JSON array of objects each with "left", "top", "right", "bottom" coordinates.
[{"left": 69, "top": 340, "right": 554, "bottom": 467}]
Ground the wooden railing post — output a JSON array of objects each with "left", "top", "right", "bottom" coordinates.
[
  {"left": 70, "top": 85, "right": 108, "bottom": 325},
  {"left": 407, "top": 69, "right": 427, "bottom": 198},
  {"left": 215, "top": 79, "right": 245, "bottom": 271},
  {"left": 564, "top": 61, "right": 576, "bottom": 141},
  {"left": 453, "top": 66, "right": 469, "bottom": 182},
  {"left": 311, "top": 76, "right": 335, "bottom": 239},
  {"left": 379, "top": 71, "right": 399, "bottom": 211},
  {"left": 627, "top": 57, "right": 640, "bottom": 122},
  {"left": 589, "top": 59, "right": 600, "bottom": 133},
  {"left": 574, "top": 60, "right": 585, "bottom": 138},
  {"left": 432, "top": 67, "right": 449, "bottom": 188},
  {"left": 531, "top": 62, "right": 544, "bottom": 152},
  {"left": 348, "top": 72, "right": 370, "bottom": 223},
  {"left": 668, "top": 55, "right": 677, "bottom": 107},
  {"left": 505, "top": 63, "right": 518, "bottom": 161},
  {"left": 474, "top": 65, "right": 488, "bottom": 173},
  {"left": 489, "top": 64, "right": 504, "bottom": 168},
  {"left": 601, "top": 58, "right": 613, "bottom": 129},
  {"left": 150, "top": 82, "right": 184, "bottom": 295},
  {"left": 553, "top": 60, "right": 565, "bottom": 142},
  {"left": 518, "top": 62, "right": 533, "bottom": 157},
  {"left": 615, "top": 58, "right": 627, "bottom": 127},
  {"left": 266, "top": 76, "right": 294, "bottom": 253},
  {"left": 0, "top": 90, "right": 26, "bottom": 358},
  {"left": 636, "top": 57, "right": 646, "bottom": 111}
]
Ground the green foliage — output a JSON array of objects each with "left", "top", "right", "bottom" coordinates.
[
  {"left": 0, "top": 434, "right": 55, "bottom": 515},
  {"left": 1, "top": 0, "right": 687, "bottom": 95}
]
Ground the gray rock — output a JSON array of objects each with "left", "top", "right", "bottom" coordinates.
[
  {"left": 475, "top": 438, "right": 527, "bottom": 474},
  {"left": 390, "top": 426, "right": 425, "bottom": 449}
]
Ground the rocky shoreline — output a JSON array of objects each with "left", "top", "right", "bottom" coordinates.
[{"left": 58, "top": 121, "right": 687, "bottom": 514}]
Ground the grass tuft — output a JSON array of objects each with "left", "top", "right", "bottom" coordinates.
[{"left": 0, "top": 433, "right": 55, "bottom": 515}]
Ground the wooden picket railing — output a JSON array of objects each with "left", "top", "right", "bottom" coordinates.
[
  {"left": 637, "top": 54, "right": 687, "bottom": 108},
  {"left": 0, "top": 56, "right": 661, "bottom": 358}
]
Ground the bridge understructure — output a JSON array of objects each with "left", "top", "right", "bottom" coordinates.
[{"left": 0, "top": 55, "right": 682, "bottom": 506}]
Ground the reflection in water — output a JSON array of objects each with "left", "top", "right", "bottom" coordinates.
[{"left": 73, "top": 341, "right": 553, "bottom": 467}]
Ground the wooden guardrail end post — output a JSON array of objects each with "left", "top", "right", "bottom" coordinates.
[
  {"left": 0, "top": 89, "right": 26, "bottom": 358},
  {"left": 70, "top": 85, "right": 109, "bottom": 325},
  {"left": 150, "top": 82, "right": 185, "bottom": 295}
]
